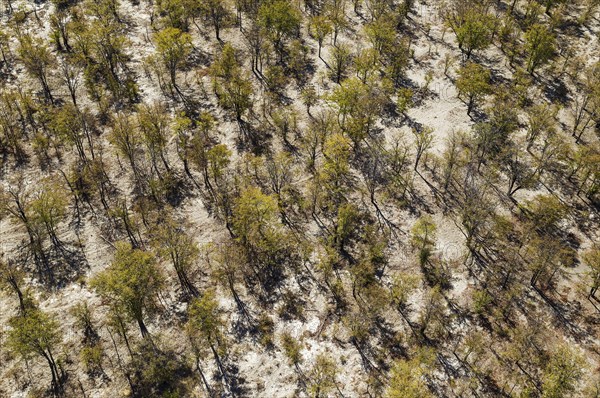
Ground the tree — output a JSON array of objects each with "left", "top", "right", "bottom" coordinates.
[
  {"left": 541, "top": 0, "right": 567, "bottom": 14},
  {"left": 390, "top": 272, "right": 420, "bottom": 329},
  {"left": 500, "top": 144, "right": 539, "bottom": 197},
  {"left": 28, "top": 178, "right": 69, "bottom": 252},
  {"left": 412, "top": 126, "right": 434, "bottom": 171},
  {"left": 301, "top": 85, "right": 319, "bottom": 115},
  {"left": 153, "top": 27, "right": 192, "bottom": 97},
  {"left": 309, "top": 15, "right": 332, "bottom": 60},
  {"left": 524, "top": 194, "right": 566, "bottom": 233},
  {"left": 327, "top": 77, "right": 387, "bottom": 143},
  {"left": 210, "top": 44, "right": 253, "bottom": 122},
  {"left": 526, "top": 236, "right": 573, "bottom": 291},
  {"left": 455, "top": 62, "right": 491, "bottom": 116},
  {"left": 411, "top": 215, "right": 436, "bottom": 267},
  {"left": 17, "top": 34, "right": 56, "bottom": 103},
  {"left": 1, "top": 181, "right": 51, "bottom": 277},
  {"left": 91, "top": 242, "right": 164, "bottom": 338},
  {"left": 325, "top": 0, "right": 348, "bottom": 46},
  {"left": 152, "top": 217, "right": 199, "bottom": 297},
  {"left": 72, "top": 303, "right": 105, "bottom": 377},
  {"left": 109, "top": 112, "right": 142, "bottom": 180},
  {"left": 307, "top": 353, "right": 339, "bottom": 397},
  {"left": 583, "top": 246, "right": 600, "bottom": 300},
  {"left": 7, "top": 309, "right": 64, "bottom": 394},
  {"left": 328, "top": 43, "right": 353, "bottom": 83},
  {"left": 59, "top": 56, "right": 82, "bottom": 106},
  {"left": 186, "top": 290, "right": 229, "bottom": 389},
  {"left": 194, "top": 0, "right": 231, "bottom": 41},
  {"left": 73, "top": 16, "right": 138, "bottom": 102},
  {"left": 542, "top": 345, "right": 584, "bottom": 398},
  {"left": 232, "top": 186, "right": 285, "bottom": 259},
  {"left": 0, "top": 260, "right": 30, "bottom": 313},
  {"left": 418, "top": 286, "right": 448, "bottom": 340},
  {"left": 258, "top": 0, "right": 301, "bottom": 58},
  {"left": 525, "top": 24, "right": 555, "bottom": 74},
  {"left": 320, "top": 132, "right": 353, "bottom": 205},
  {"left": 50, "top": 104, "right": 97, "bottom": 163},
  {"left": 446, "top": 3, "right": 495, "bottom": 59},
  {"left": 137, "top": 102, "right": 171, "bottom": 177},
  {"left": 385, "top": 352, "right": 434, "bottom": 398},
  {"left": 365, "top": 16, "right": 396, "bottom": 56},
  {"left": 526, "top": 103, "right": 558, "bottom": 150},
  {"left": 280, "top": 331, "right": 303, "bottom": 368}
]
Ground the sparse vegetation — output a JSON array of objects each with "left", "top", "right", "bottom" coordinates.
[{"left": 0, "top": 0, "right": 599, "bottom": 397}]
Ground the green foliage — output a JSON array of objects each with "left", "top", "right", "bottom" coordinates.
[
  {"left": 210, "top": 44, "right": 253, "bottom": 120},
  {"left": 6, "top": 309, "right": 62, "bottom": 360},
  {"left": 525, "top": 24, "right": 556, "bottom": 74},
  {"left": 152, "top": 217, "right": 199, "bottom": 296},
  {"left": 309, "top": 15, "right": 333, "bottom": 57},
  {"left": 390, "top": 272, "right": 419, "bottom": 309},
  {"left": 447, "top": 4, "right": 495, "bottom": 59},
  {"left": 90, "top": 242, "right": 164, "bottom": 337},
  {"left": 17, "top": 34, "right": 55, "bottom": 102},
  {"left": 129, "top": 340, "right": 192, "bottom": 398},
  {"left": 7, "top": 308, "right": 63, "bottom": 391},
  {"left": 385, "top": 352, "right": 434, "bottom": 398},
  {"left": 471, "top": 289, "right": 493, "bottom": 314},
  {"left": 80, "top": 345, "right": 104, "bottom": 375},
  {"left": 524, "top": 194, "right": 566, "bottom": 232},
  {"left": 364, "top": 17, "right": 396, "bottom": 55},
  {"left": 186, "top": 289, "right": 225, "bottom": 350},
  {"left": 542, "top": 345, "right": 584, "bottom": 398},
  {"left": 153, "top": 27, "right": 192, "bottom": 90},
  {"left": 456, "top": 62, "right": 491, "bottom": 115},
  {"left": 328, "top": 43, "right": 353, "bottom": 83},
  {"left": 396, "top": 87, "right": 414, "bottom": 115},
  {"left": 583, "top": 246, "right": 600, "bottom": 298},
  {"left": 232, "top": 186, "right": 284, "bottom": 254},
  {"left": 194, "top": 0, "right": 232, "bottom": 40},
  {"left": 307, "top": 353, "right": 339, "bottom": 397},
  {"left": 72, "top": 14, "right": 138, "bottom": 102},
  {"left": 320, "top": 132, "right": 353, "bottom": 204},
  {"left": 327, "top": 77, "right": 387, "bottom": 142},
  {"left": 411, "top": 215, "right": 436, "bottom": 266},
  {"left": 258, "top": 0, "right": 301, "bottom": 50},
  {"left": 280, "top": 331, "right": 303, "bottom": 366}
]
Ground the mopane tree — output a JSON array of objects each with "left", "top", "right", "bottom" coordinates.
[
  {"left": 583, "top": 246, "right": 600, "bottom": 300},
  {"left": 151, "top": 216, "right": 199, "bottom": 297},
  {"left": 210, "top": 44, "right": 253, "bottom": 122},
  {"left": 91, "top": 242, "right": 164, "bottom": 338},
  {"left": 153, "top": 27, "right": 192, "bottom": 98},
  {"left": 328, "top": 42, "right": 353, "bottom": 83},
  {"left": 0, "top": 259, "right": 30, "bottom": 314},
  {"left": 232, "top": 186, "right": 290, "bottom": 287},
  {"left": 7, "top": 309, "right": 64, "bottom": 394},
  {"left": 456, "top": 62, "right": 491, "bottom": 116},
  {"left": 257, "top": 0, "right": 301, "bottom": 59},
  {"left": 327, "top": 77, "right": 387, "bottom": 143},
  {"left": 525, "top": 23, "right": 555, "bottom": 74},
  {"left": 309, "top": 15, "right": 332, "bottom": 60},
  {"left": 446, "top": 1, "right": 495, "bottom": 59},
  {"left": 319, "top": 132, "right": 353, "bottom": 208},
  {"left": 307, "top": 353, "right": 339, "bottom": 398},
  {"left": 194, "top": 0, "right": 232, "bottom": 41},
  {"left": 137, "top": 102, "right": 171, "bottom": 177},
  {"left": 385, "top": 352, "right": 434, "bottom": 398},
  {"left": 17, "top": 34, "right": 56, "bottom": 103},
  {"left": 541, "top": 345, "right": 584, "bottom": 398},
  {"left": 186, "top": 289, "right": 229, "bottom": 390}
]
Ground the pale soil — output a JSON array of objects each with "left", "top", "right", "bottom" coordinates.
[{"left": 1, "top": 0, "right": 600, "bottom": 397}]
